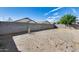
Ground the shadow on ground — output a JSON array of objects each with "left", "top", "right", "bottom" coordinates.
[
  {"left": 71, "top": 24, "right": 79, "bottom": 29},
  {"left": 0, "top": 35, "right": 19, "bottom": 52}
]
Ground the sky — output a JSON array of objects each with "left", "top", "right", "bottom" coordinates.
[{"left": 0, "top": 7, "right": 79, "bottom": 22}]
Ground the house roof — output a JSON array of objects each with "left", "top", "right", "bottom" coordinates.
[
  {"left": 15, "top": 17, "right": 37, "bottom": 23},
  {"left": 38, "top": 20, "right": 51, "bottom": 24}
]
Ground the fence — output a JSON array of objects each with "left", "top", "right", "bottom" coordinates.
[{"left": 0, "top": 22, "right": 54, "bottom": 35}]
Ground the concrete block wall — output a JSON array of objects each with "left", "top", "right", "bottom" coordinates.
[{"left": 0, "top": 22, "right": 53, "bottom": 35}]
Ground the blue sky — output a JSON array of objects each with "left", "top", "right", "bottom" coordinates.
[{"left": 0, "top": 7, "right": 79, "bottom": 22}]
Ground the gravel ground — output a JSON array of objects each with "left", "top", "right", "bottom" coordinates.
[{"left": 13, "top": 28, "right": 79, "bottom": 52}]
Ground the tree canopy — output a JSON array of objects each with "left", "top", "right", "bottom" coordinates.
[{"left": 58, "top": 14, "right": 77, "bottom": 25}]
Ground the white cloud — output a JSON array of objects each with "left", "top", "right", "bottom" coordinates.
[
  {"left": 48, "top": 15, "right": 60, "bottom": 19},
  {"left": 46, "top": 18, "right": 54, "bottom": 22},
  {"left": 44, "top": 7, "right": 63, "bottom": 16},
  {"left": 47, "top": 15, "right": 60, "bottom": 23}
]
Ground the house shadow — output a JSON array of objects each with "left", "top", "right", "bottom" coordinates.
[{"left": 0, "top": 35, "right": 20, "bottom": 52}]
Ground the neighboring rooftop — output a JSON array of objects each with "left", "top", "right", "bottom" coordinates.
[
  {"left": 37, "top": 20, "right": 51, "bottom": 24},
  {"left": 15, "top": 17, "right": 37, "bottom": 23}
]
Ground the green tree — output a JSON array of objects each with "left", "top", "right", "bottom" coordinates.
[{"left": 59, "top": 14, "right": 77, "bottom": 26}]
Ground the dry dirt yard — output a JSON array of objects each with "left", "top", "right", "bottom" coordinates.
[{"left": 13, "top": 28, "right": 79, "bottom": 52}]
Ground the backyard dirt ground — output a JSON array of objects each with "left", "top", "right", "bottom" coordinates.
[{"left": 13, "top": 28, "right": 79, "bottom": 52}]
